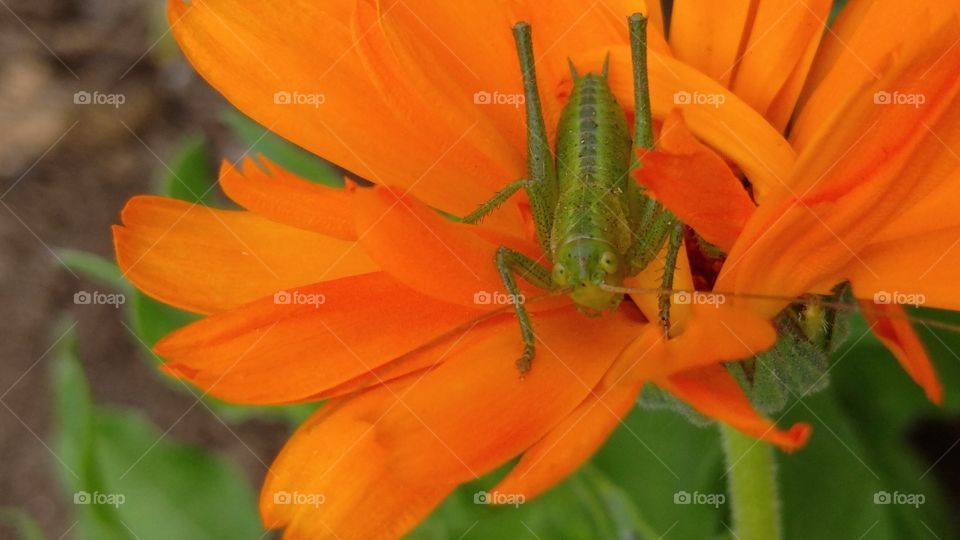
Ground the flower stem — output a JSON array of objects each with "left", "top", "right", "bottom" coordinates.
[{"left": 721, "top": 425, "right": 782, "bottom": 540}]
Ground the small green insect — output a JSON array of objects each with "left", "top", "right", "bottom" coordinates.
[{"left": 459, "top": 14, "right": 684, "bottom": 374}]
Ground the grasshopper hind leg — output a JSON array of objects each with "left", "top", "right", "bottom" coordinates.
[{"left": 493, "top": 247, "right": 552, "bottom": 375}]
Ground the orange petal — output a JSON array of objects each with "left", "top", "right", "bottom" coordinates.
[
  {"left": 857, "top": 301, "right": 942, "bottom": 403},
  {"left": 869, "top": 101, "right": 960, "bottom": 244},
  {"left": 635, "top": 110, "right": 755, "bottom": 251},
  {"left": 219, "top": 157, "right": 357, "bottom": 240},
  {"left": 791, "top": 0, "right": 960, "bottom": 153},
  {"left": 845, "top": 227, "right": 960, "bottom": 313},
  {"left": 838, "top": 105, "right": 960, "bottom": 312},
  {"left": 618, "top": 305, "right": 777, "bottom": 381},
  {"left": 729, "top": 0, "right": 831, "bottom": 128},
  {"left": 261, "top": 306, "right": 644, "bottom": 538},
  {"left": 669, "top": 0, "right": 754, "bottom": 87},
  {"left": 764, "top": 11, "right": 827, "bottom": 131},
  {"left": 113, "top": 196, "right": 376, "bottom": 314},
  {"left": 155, "top": 272, "right": 489, "bottom": 404},
  {"left": 570, "top": 46, "right": 795, "bottom": 202},
  {"left": 492, "top": 338, "right": 647, "bottom": 500},
  {"left": 658, "top": 365, "right": 812, "bottom": 451},
  {"left": 379, "top": 0, "right": 667, "bottom": 145},
  {"left": 718, "top": 25, "right": 960, "bottom": 318},
  {"left": 353, "top": 185, "right": 549, "bottom": 308},
  {"left": 645, "top": 0, "right": 666, "bottom": 37},
  {"left": 166, "top": 0, "right": 521, "bottom": 231}
]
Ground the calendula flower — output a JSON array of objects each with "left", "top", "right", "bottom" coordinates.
[{"left": 112, "top": 0, "right": 954, "bottom": 537}]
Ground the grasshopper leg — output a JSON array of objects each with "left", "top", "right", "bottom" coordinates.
[
  {"left": 627, "top": 201, "right": 674, "bottom": 274},
  {"left": 494, "top": 246, "right": 552, "bottom": 375},
  {"left": 658, "top": 222, "right": 685, "bottom": 337},
  {"left": 457, "top": 178, "right": 529, "bottom": 224},
  {"left": 512, "top": 22, "right": 558, "bottom": 255},
  {"left": 624, "top": 11, "right": 677, "bottom": 278},
  {"left": 628, "top": 14, "right": 654, "bottom": 160}
]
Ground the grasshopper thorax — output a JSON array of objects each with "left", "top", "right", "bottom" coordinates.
[{"left": 552, "top": 237, "right": 625, "bottom": 311}]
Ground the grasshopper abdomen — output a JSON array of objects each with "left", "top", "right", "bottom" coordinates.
[{"left": 549, "top": 71, "right": 634, "bottom": 310}]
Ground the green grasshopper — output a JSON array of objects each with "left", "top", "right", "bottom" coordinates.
[{"left": 459, "top": 14, "right": 684, "bottom": 373}]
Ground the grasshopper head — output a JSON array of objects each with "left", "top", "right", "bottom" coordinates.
[{"left": 552, "top": 238, "right": 625, "bottom": 311}]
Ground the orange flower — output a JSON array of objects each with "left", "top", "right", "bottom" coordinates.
[
  {"left": 112, "top": 0, "right": 956, "bottom": 537},
  {"left": 629, "top": 0, "right": 960, "bottom": 405}
]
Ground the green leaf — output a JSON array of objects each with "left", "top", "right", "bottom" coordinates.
[
  {"left": 408, "top": 462, "right": 660, "bottom": 539},
  {"left": 413, "top": 406, "right": 728, "bottom": 540},
  {"left": 223, "top": 109, "right": 345, "bottom": 187},
  {"left": 161, "top": 134, "right": 215, "bottom": 205},
  {"left": 56, "top": 249, "right": 126, "bottom": 290},
  {"left": 50, "top": 321, "right": 265, "bottom": 540},
  {"left": 128, "top": 292, "right": 200, "bottom": 351},
  {"left": 593, "top": 407, "right": 729, "bottom": 540},
  {"left": 89, "top": 408, "right": 265, "bottom": 539},
  {"left": 778, "top": 313, "right": 957, "bottom": 540}
]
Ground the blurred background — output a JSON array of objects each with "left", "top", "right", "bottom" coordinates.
[
  {"left": 0, "top": 1, "right": 299, "bottom": 538},
  {"left": 1, "top": 1, "right": 959, "bottom": 539}
]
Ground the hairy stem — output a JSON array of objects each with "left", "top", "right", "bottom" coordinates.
[{"left": 721, "top": 425, "right": 782, "bottom": 540}]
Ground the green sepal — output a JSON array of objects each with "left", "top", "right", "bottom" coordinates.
[
  {"left": 636, "top": 383, "right": 713, "bottom": 427},
  {"left": 737, "top": 284, "right": 855, "bottom": 415},
  {"left": 743, "top": 322, "right": 831, "bottom": 415}
]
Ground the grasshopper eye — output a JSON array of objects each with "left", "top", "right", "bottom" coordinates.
[
  {"left": 552, "top": 263, "right": 568, "bottom": 285},
  {"left": 599, "top": 251, "right": 619, "bottom": 274}
]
